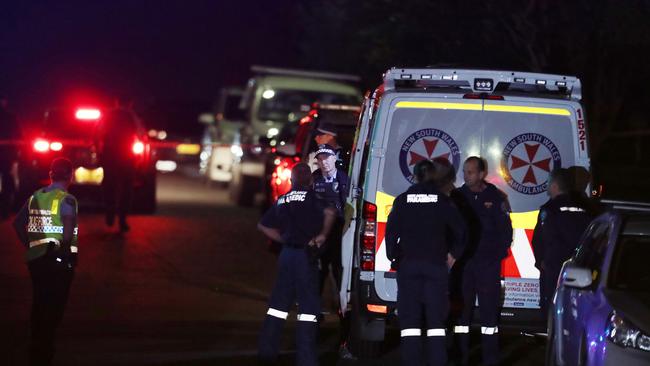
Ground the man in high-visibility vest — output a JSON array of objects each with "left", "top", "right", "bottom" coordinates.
[{"left": 13, "top": 157, "right": 78, "bottom": 366}]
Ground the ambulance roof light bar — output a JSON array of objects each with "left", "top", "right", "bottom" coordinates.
[{"left": 383, "top": 67, "right": 582, "bottom": 100}]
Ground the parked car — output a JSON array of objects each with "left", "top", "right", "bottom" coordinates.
[
  {"left": 17, "top": 106, "right": 157, "bottom": 213},
  {"left": 547, "top": 200, "right": 650, "bottom": 365},
  {"left": 262, "top": 103, "right": 361, "bottom": 210}
]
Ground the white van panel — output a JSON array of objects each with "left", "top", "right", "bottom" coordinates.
[{"left": 365, "top": 93, "right": 587, "bottom": 307}]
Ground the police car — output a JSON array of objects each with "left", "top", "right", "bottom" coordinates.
[
  {"left": 17, "top": 107, "right": 157, "bottom": 212},
  {"left": 340, "top": 68, "right": 590, "bottom": 355}
]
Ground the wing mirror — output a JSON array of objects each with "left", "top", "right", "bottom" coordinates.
[{"left": 562, "top": 265, "right": 593, "bottom": 289}]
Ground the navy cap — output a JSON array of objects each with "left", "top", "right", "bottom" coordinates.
[
  {"left": 315, "top": 144, "right": 336, "bottom": 157},
  {"left": 316, "top": 122, "right": 337, "bottom": 137}
]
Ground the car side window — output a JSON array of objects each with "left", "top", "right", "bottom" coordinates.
[{"left": 573, "top": 221, "right": 611, "bottom": 283}]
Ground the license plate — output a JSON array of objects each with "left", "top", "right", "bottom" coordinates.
[{"left": 74, "top": 167, "right": 104, "bottom": 185}]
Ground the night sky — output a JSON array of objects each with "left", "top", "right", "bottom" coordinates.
[{"left": 1, "top": 0, "right": 300, "bottom": 117}]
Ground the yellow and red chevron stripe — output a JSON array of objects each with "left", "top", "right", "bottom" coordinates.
[{"left": 373, "top": 191, "right": 540, "bottom": 279}]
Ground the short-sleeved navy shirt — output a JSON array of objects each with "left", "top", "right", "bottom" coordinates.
[{"left": 260, "top": 189, "right": 326, "bottom": 247}]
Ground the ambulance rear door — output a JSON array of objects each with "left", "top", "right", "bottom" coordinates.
[
  {"left": 370, "top": 94, "right": 484, "bottom": 303},
  {"left": 340, "top": 96, "right": 374, "bottom": 312},
  {"left": 481, "top": 97, "right": 588, "bottom": 312}
]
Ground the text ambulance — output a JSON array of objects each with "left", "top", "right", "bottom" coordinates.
[{"left": 341, "top": 68, "right": 589, "bottom": 356}]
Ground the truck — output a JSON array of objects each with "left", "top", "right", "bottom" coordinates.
[{"left": 202, "top": 66, "right": 361, "bottom": 205}]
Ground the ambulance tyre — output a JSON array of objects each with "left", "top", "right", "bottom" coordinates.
[{"left": 347, "top": 281, "right": 383, "bottom": 358}]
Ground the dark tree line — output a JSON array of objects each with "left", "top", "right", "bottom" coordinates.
[{"left": 296, "top": 0, "right": 650, "bottom": 153}]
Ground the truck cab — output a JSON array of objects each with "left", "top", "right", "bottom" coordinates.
[{"left": 205, "top": 66, "right": 361, "bottom": 205}]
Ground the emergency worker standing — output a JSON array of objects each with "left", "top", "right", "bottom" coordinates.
[
  {"left": 101, "top": 97, "right": 138, "bottom": 232},
  {"left": 312, "top": 144, "right": 351, "bottom": 354},
  {"left": 453, "top": 156, "right": 513, "bottom": 366},
  {"left": 532, "top": 168, "right": 593, "bottom": 318},
  {"left": 312, "top": 144, "right": 349, "bottom": 293},
  {"left": 12, "top": 158, "right": 78, "bottom": 366},
  {"left": 257, "top": 162, "right": 336, "bottom": 366},
  {"left": 308, "top": 123, "right": 344, "bottom": 171},
  {"left": 386, "top": 160, "right": 467, "bottom": 366}
]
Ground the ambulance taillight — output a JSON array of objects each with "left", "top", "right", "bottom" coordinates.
[{"left": 361, "top": 201, "right": 377, "bottom": 271}]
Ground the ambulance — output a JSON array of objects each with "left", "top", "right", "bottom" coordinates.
[{"left": 340, "top": 67, "right": 590, "bottom": 355}]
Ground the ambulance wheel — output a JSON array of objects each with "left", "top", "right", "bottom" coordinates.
[{"left": 348, "top": 297, "right": 382, "bottom": 358}]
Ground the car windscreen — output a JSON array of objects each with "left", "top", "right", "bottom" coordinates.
[
  {"left": 258, "top": 90, "right": 359, "bottom": 124},
  {"left": 301, "top": 110, "right": 358, "bottom": 169},
  {"left": 609, "top": 235, "right": 650, "bottom": 292},
  {"left": 42, "top": 110, "right": 100, "bottom": 139}
]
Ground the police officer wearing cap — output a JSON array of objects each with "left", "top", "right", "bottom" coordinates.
[
  {"left": 453, "top": 156, "right": 513, "bottom": 366},
  {"left": 532, "top": 168, "right": 593, "bottom": 319},
  {"left": 312, "top": 143, "right": 351, "bottom": 352},
  {"left": 312, "top": 144, "right": 349, "bottom": 290},
  {"left": 309, "top": 122, "right": 345, "bottom": 171},
  {"left": 386, "top": 160, "right": 467, "bottom": 366},
  {"left": 258, "top": 162, "right": 336, "bottom": 366},
  {"left": 13, "top": 157, "right": 79, "bottom": 366}
]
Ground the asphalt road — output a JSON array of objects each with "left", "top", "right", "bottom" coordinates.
[{"left": 0, "top": 167, "right": 546, "bottom": 365}]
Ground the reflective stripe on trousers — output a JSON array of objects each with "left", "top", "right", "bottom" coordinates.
[
  {"left": 481, "top": 326, "right": 499, "bottom": 335},
  {"left": 266, "top": 308, "right": 288, "bottom": 320},
  {"left": 401, "top": 328, "right": 422, "bottom": 337},
  {"left": 296, "top": 313, "right": 317, "bottom": 322},
  {"left": 426, "top": 328, "right": 446, "bottom": 337}
]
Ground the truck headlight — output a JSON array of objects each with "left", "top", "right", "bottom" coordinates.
[{"left": 606, "top": 312, "right": 650, "bottom": 352}]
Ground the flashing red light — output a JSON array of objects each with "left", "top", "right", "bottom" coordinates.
[
  {"left": 75, "top": 108, "right": 101, "bottom": 120},
  {"left": 271, "top": 157, "right": 299, "bottom": 202},
  {"left": 34, "top": 139, "right": 50, "bottom": 152},
  {"left": 463, "top": 93, "right": 481, "bottom": 99},
  {"left": 299, "top": 115, "right": 312, "bottom": 125},
  {"left": 463, "top": 93, "right": 504, "bottom": 101},
  {"left": 132, "top": 141, "right": 145, "bottom": 154},
  {"left": 50, "top": 141, "right": 63, "bottom": 151}
]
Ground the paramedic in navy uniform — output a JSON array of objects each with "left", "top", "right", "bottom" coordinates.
[
  {"left": 257, "top": 162, "right": 336, "bottom": 366},
  {"left": 532, "top": 168, "right": 593, "bottom": 319},
  {"left": 385, "top": 159, "right": 467, "bottom": 366},
  {"left": 453, "top": 156, "right": 513, "bottom": 366}
]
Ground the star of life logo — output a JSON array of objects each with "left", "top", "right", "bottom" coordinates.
[
  {"left": 407, "top": 194, "right": 439, "bottom": 203},
  {"left": 501, "top": 133, "right": 561, "bottom": 195},
  {"left": 278, "top": 191, "right": 307, "bottom": 204},
  {"left": 399, "top": 128, "right": 461, "bottom": 184}
]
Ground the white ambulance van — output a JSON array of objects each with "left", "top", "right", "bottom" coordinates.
[{"left": 341, "top": 68, "right": 589, "bottom": 355}]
